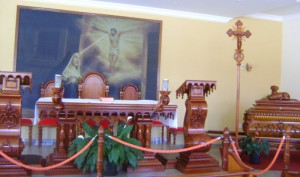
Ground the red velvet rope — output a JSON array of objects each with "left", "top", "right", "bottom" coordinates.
[
  {"left": 1, "top": 133, "right": 283, "bottom": 176},
  {"left": 0, "top": 135, "right": 96, "bottom": 171},
  {"left": 108, "top": 135, "right": 222, "bottom": 153},
  {"left": 253, "top": 136, "right": 285, "bottom": 176},
  {"left": 230, "top": 139, "right": 241, "bottom": 160},
  {"left": 230, "top": 135, "right": 285, "bottom": 176}
]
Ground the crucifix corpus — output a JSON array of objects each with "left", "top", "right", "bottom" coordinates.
[{"left": 227, "top": 20, "right": 251, "bottom": 145}]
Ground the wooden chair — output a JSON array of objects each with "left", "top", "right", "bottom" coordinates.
[
  {"left": 120, "top": 84, "right": 141, "bottom": 100},
  {"left": 21, "top": 117, "right": 33, "bottom": 147},
  {"left": 119, "top": 84, "right": 141, "bottom": 138},
  {"left": 152, "top": 120, "right": 168, "bottom": 143},
  {"left": 78, "top": 72, "right": 109, "bottom": 99},
  {"left": 119, "top": 84, "right": 166, "bottom": 144},
  {"left": 167, "top": 127, "right": 184, "bottom": 144},
  {"left": 38, "top": 80, "right": 64, "bottom": 147},
  {"left": 77, "top": 72, "right": 109, "bottom": 134}
]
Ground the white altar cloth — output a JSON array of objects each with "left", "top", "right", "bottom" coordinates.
[{"left": 34, "top": 97, "right": 177, "bottom": 128}]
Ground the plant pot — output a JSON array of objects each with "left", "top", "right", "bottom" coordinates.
[
  {"left": 249, "top": 152, "right": 260, "bottom": 164},
  {"left": 104, "top": 161, "right": 118, "bottom": 176}
]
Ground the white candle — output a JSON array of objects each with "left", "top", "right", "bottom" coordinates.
[
  {"left": 55, "top": 74, "right": 62, "bottom": 88},
  {"left": 162, "top": 79, "right": 169, "bottom": 91}
]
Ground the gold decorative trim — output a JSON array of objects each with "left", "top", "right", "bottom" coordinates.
[{"left": 254, "top": 116, "right": 300, "bottom": 121}]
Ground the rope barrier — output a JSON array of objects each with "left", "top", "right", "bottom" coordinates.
[
  {"left": 108, "top": 135, "right": 222, "bottom": 154},
  {"left": 0, "top": 130, "right": 286, "bottom": 176},
  {"left": 253, "top": 135, "right": 285, "bottom": 176},
  {"left": 229, "top": 137, "right": 241, "bottom": 160},
  {"left": 230, "top": 135, "right": 285, "bottom": 176},
  {"left": 0, "top": 135, "right": 96, "bottom": 171}
]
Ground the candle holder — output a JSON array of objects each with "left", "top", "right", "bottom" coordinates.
[
  {"left": 154, "top": 91, "right": 171, "bottom": 112},
  {"left": 159, "top": 91, "right": 171, "bottom": 106},
  {"left": 52, "top": 87, "right": 64, "bottom": 111}
]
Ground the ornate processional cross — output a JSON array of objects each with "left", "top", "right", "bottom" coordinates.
[
  {"left": 227, "top": 20, "right": 251, "bottom": 145},
  {"left": 227, "top": 20, "right": 252, "bottom": 65}
]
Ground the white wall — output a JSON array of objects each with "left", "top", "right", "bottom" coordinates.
[{"left": 281, "top": 17, "right": 300, "bottom": 100}]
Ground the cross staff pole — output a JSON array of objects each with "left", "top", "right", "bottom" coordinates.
[{"left": 227, "top": 20, "right": 251, "bottom": 145}]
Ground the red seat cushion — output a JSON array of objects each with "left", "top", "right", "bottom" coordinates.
[
  {"left": 86, "top": 119, "right": 95, "bottom": 128},
  {"left": 38, "top": 118, "right": 58, "bottom": 126},
  {"left": 169, "top": 127, "right": 184, "bottom": 132},
  {"left": 21, "top": 119, "right": 33, "bottom": 126},
  {"left": 86, "top": 119, "right": 110, "bottom": 129},
  {"left": 100, "top": 119, "right": 110, "bottom": 129},
  {"left": 152, "top": 120, "right": 164, "bottom": 125}
]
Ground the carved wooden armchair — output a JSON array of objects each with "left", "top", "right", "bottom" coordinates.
[
  {"left": 119, "top": 84, "right": 141, "bottom": 138},
  {"left": 120, "top": 84, "right": 141, "bottom": 100},
  {"left": 38, "top": 80, "right": 64, "bottom": 147},
  {"left": 78, "top": 72, "right": 109, "bottom": 99},
  {"left": 77, "top": 72, "right": 109, "bottom": 132}
]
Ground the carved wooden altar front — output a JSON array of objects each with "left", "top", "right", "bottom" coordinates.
[
  {"left": 175, "top": 80, "right": 221, "bottom": 173},
  {"left": 0, "top": 71, "right": 32, "bottom": 177},
  {"left": 35, "top": 98, "right": 177, "bottom": 175},
  {"left": 243, "top": 85, "right": 300, "bottom": 148}
]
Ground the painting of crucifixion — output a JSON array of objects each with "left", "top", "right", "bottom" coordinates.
[{"left": 15, "top": 7, "right": 161, "bottom": 116}]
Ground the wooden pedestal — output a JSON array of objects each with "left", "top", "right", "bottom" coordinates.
[
  {"left": 0, "top": 94, "right": 30, "bottom": 176},
  {"left": 176, "top": 152, "right": 220, "bottom": 173},
  {"left": 175, "top": 80, "right": 220, "bottom": 174}
]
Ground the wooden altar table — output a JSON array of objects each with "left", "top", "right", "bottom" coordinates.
[{"left": 35, "top": 97, "right": 177, "bottom": 175}]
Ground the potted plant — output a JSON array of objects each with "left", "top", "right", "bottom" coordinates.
[
  {"left": 239, "top": 131, "right": 270, "bottom": 164},
  {"left": 68, "top": 121, "right": 144, "bottom": 175}
]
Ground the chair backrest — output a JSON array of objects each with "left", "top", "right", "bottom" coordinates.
[
  {"left": 120, "top": 84, "right": 141, "bottom": 100},
  {"left": 78, "top": 72, "right": 109, "bottom": 99},
  {"left": 40, "top": 80, "right": 65, "bottom": 97}
]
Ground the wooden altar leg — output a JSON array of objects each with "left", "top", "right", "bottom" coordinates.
[
  {"left": 167, "top": 126, "right": 171, "bottom": 144},
  {"left": 128, "top": 122, "right": 166, "bottom": 173},
  {"left": 145, "top": 124, "right": 151, "bottom": 148},
  {"left": 172, "top": 131, "right": 177, "bottom": 145},
  {"left": 97, "top": 126, "right": 104, "bottom": 177},
  {"left": 68, "top": 124, "right": 75, "bottom": 147},
  {"left": 58, "top": 123, "right": 66, "bottom": 154},
  {"left": 45, "top": 121, "right": 82, "bottom": 175},
  {"left": 38, "top": 126, "right": 43, "bottom": 147},
  {"left": 137, "top": 124, "right": 144, "bottom": 146},
  {"left": 161, "top": 126, "right": 165, "bottom": 143}
]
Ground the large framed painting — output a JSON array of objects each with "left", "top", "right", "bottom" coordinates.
[{"left": 15, "top": 6, "right": 162, "bottom": 116}]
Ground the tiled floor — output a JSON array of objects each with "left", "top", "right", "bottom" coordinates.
[{"left": 19, "top": 143, "right": 283, "bottom": 177}]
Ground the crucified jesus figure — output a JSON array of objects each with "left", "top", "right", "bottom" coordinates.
[
  {"left": 93, "top": 24, "right": 147, "bottom": 73},
  {"left": 107, "top": 28, "right": 121, "bottom": 73},
  {"left": 92, "top": 27, "right": 128, "bottom": 73}
]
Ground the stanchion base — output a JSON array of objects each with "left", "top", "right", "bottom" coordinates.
[{"left": 175, "top": 152, "right": 221, "bottom": 174}]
